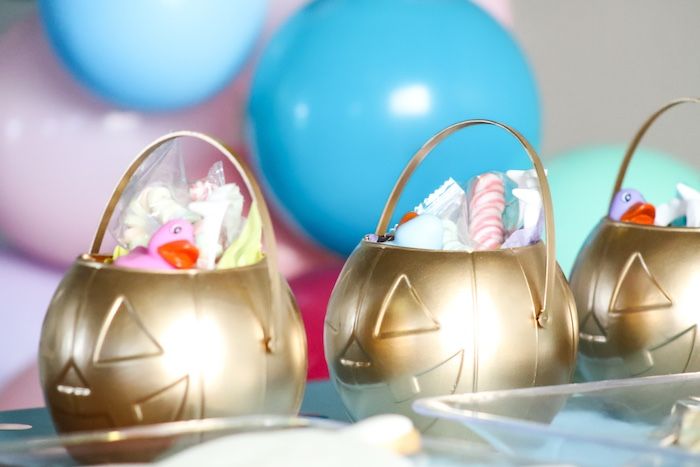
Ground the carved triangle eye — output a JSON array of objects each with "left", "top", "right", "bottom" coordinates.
[
  {"left": 610, "top": 253, "right": 672, "bottom": 314},
  {"left": 374, "top": 274, "right": 440, "bottom": 339},
  {"left": 93, "top": 296, "right": 163, "bottom": 365}
]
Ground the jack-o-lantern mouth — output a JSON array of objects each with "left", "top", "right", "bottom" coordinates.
[
  {"left": 158, "top": 240, "right": 199, "bottom": 269},
  {"left": 340, "top": 358, "right": 371, "bottom": 368},
  {"left": 57, "top": 384, "right": 91, "bottom": 397}
]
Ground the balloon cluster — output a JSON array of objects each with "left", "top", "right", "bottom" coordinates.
[{"left": 0, "top": 0, "right": 524, "bottom": 405}]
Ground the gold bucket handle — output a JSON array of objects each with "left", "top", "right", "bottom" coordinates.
[
  {"left": 90, "top": 131, "right": 282, "bottom": 350},
  {"left": 612, "top": 96, "right": 700, "bottom": 201},
  {"left": 376, "top": 119, "right": 556, "bottom": 327}
]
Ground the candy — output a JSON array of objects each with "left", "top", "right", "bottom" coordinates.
[
  {"left": 114, "top": 219, "right": 199, "bottom": 270},
  {"left": 502, "top": 212, "right": 544, "bottom": 249},
  {"left": 656, "top": 198, "right": 685, "bottom": 226},
  {"left": 501, "top": 188, "right": 544, "bottom": 248},
  {"left": 189, "top": 200, "right": 228, "bottom": 270},
  {"left": 111, "top": 245, "right": 129, "bottom": 261},
  {"left": 210, "top": 184, "right": 245, "bottom": 244},
  {"left": 393, "top": 214, "right": 443, "bottom": 250},
  {"left": 217, "top": 202, "right": 264, "bottom": 269},
  {"left": 442, "top": 219, "right": 472, "bottom": 251},
  {"left": 468, "top": 173, "right": 506, "bottom": 250},
  {"left": 414, "top": 178, "right": 465, "bottom": 219},
  {"left": 506, "top": 169, "right": 543, "bottom": 190},
  {"left": 512, "top": 188, "right": 542, "bottom": 231},
  {"left": 189, "top": 179, "right": 218, "bottom": 202},
  {"left": 677, "top": 183, "right": 700, "bottom": 228},
  {"left": 189, "top": 161, "right": 226, "bottom": 201},
  {"left": 188, "top": 183, "right": 244, "bottom": 270},
  {"left": 507, "top": 168, "right": 545, "bottom": 229},
  {"left": 121, "top": 185, "right": 199, "bottom": 250}
]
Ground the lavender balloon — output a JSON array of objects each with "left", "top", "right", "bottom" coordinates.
[
  {"left": 0, "top": 250, "right": 63, "bottom": 390},
  {"left": 609, "top": 188, "right": 646, "bottom": 221}
]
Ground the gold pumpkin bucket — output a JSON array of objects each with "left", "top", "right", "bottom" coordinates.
[
  {"left": 38, "top": 131, "right": 307, "bottom": 435},
  {"left": 324, "top": 119, "right": 578, "bottom": 433},
  {"left": 572, "top": 97, "right": 700, "bottom": 381}
]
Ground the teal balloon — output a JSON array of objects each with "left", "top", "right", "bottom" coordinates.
[
  {"left": 249, "top": 0, "right": 540, "bottom": 255},
  {"left": 547, "top": 146, "right": 700, "bottom": 276}
]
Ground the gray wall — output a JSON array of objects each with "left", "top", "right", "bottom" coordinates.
[
  {"left": 2, "top": 0, "right": 699, "bottom": 163},
  {"left": 512, "top": 0, "right": 700, "bottom": 162}
]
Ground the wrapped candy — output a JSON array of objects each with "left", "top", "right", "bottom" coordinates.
[
  {"left": 656, "top": 198, "right": 685, "bottom": 227},
  {"left": 677, "top": 183, "right": 700, "bottom": 228},
  {"left": 655, "top": 183, "right": 700, "bottom": 227},
  {"left": 122, "top": 185, "right": 199, "bottom": 250},
  {"left": 467, "top": 172, "right": 506, "bottom": 250},
  {"left": 189, "top": 161, "right": 225, "bottom": 201},
  {"left": 108, "top": 145, "right": 253, "bottom": 270},
  {"left": 110, "top": 141, "right": 196, "bottom": 250},
  {"left": 218, "top": 202, "right": 264, "bottom": 269},
  {"left": 442, "top": 219, "right": 472, "bottom": 251},
  {"left": 370, "top": 170, "right": 548, "bottom": 251},
  {"left": 392, "top": 214, "right": 443, "bottom": 250},
  {"left": 189, "top": 183, "right": 244, "bottom": 270},
  {"left": 414, "top": 178, "right": 465, "bottom": 219},
  {"left": 507, "top": 169, "right": 544, "bottom": 230}
]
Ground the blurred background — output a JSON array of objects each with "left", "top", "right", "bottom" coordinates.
[{"left": 1, "top": 0, "right": 699, "bottom": 410}]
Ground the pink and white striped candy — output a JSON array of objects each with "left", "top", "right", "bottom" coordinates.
[{"left": 468, "top": 173, "right": 506, "bottom": 250}]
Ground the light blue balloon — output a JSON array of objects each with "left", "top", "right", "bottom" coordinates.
[
  {"left": 39, "top": 0, "right": 268, "bottom": 110},
  {"left": 249, "top": 0, "right": 540, "bottom": 255}
]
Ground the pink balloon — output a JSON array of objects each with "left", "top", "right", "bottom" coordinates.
[
  {"left": 0, "top": 250, "right": 63, "bottom": 391},
  {"left": 273, "top": 210, "right": 343, "bottom": 279},
  {"left": 289, "top": 265, "right": 344, "bottom": 380},
  {"left": 0, "top": 10, "right": 336, "bottom": 280},
  {"left": 0, "top": 15, "right": 239, "bottom": 266},
  {"left": 472, "top": 0, "right": 513, "bottom": 28},
  {"left": 0, "top": 364, "right": 42, "bottom": 411}
]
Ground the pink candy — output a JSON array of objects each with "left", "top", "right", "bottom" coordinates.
[{"left": 468, "top": 173, "right": 506, "bottom": 250}]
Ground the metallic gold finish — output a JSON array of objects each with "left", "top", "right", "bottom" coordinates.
[
  {"left": 572, "top": 97, "right": 700, "bottom": 381},
  {"left": 325, "top": 120, "right": 578, "bottom": 433},
  {"left": 39, "top": 132, "right": 307, "bottom": 434}
]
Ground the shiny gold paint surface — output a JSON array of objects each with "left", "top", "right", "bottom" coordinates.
[
  {"left": 325, "top": 120, "right": 578, "bottom": 433},
  {"left": 326, "top": 241, "right": 577, "bottom": 433},
  {"left": 572, "top": 220, "right": 700, "bottom": 380},
  {"left": 38, "top": 132, "right": 307, "bottom": 434},
  {"left": 572, "top": 98, "right": 700, "bottom": 381}
]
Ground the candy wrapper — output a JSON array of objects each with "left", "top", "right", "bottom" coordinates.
[
  {"left": 655, "top": 183, "right": 700, "bottom": 227},
  {"left": 466, "top": 172, "right": 507, "bottom": 250},
  {"left": 108, "top": 143, "right": 260, "bottom": 271},
  {"left": 414, "top": 178, "right": 472, "bottom": 250},
  {"left": 188, "top": 163, "right": 245, "bottom": 269},
  {"left": 109, "top": 141, "right": 198, "bottom": 251},
  {"left": 217, "top": 202, "right": 264, "bottom": 269},
  {"left": 371, "top": 168, "right": 545, "bottom": 251}
]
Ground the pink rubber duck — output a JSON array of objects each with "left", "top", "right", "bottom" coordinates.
[{"left": 114, "top": 219, "right": 199, "bottom": 270}]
